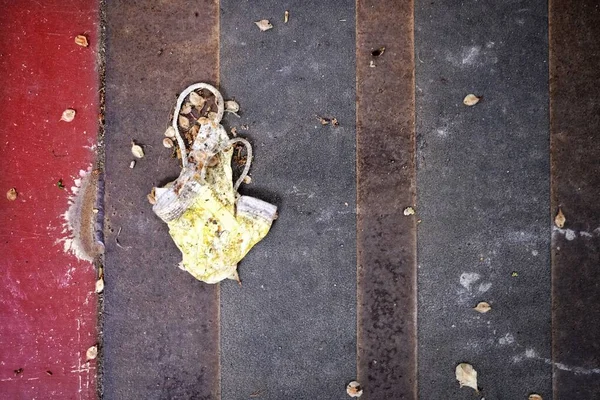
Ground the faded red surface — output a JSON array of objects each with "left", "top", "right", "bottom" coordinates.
[{"left": 0, "top": 1, "right": 99, "bottom": 398}]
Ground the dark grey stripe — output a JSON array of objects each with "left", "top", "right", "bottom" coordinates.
[
  {"left": 219, "top": 1, "right": 356, "bottom": 399},
  {"left": 550, "top": 1, "right": 600, "bottom": 397},
  {"left": 415, "top": 0, "right": 551, "bottom": 398},
  {"left": 102, "top": 1, "right": 220, "bottom": 399},
  {"left": 356, "top": 1, "right": 418, "bottom": 399}
]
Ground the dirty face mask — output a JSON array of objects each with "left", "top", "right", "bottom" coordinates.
[{"left": 152, "top": 83, "right": 277, "bottom": 284}]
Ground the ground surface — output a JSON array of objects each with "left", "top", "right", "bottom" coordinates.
[{"left": 1, "top": 1, "right": 600, "bottom": 399}]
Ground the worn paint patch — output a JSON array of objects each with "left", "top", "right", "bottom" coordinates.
[{"left": 58, "top": 167, "right": 103, "bottom": 262}]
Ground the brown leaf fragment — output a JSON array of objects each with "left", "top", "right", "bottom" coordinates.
[
  {"left": 474, "top": 302, "right": 491, "bottom": 313},
  {"left": 6, "top": 188, "right": 17, "bottom": 201},
  {"left": 255, "top": 19, "right": 273, "bottom": 31},
  {"left": 74, "top": 34, "right": 89, "bottom": 47},
  {"left": 178, "top": 115, "right": 190, "bottom": 130},
  {"left": 86, "top": 345, "right": 98, "bottom": 360},
  {"left": 180, "top": 103, "right": 192, "bottom": 114},
  {"left": 371, "top": 46, "right": 385, "bottom": 57},
  {"left": 555, "top": 208, "right": 566, "bottom": 228},
  {"left": 318, "top": 116, "right": 330, "bottom": 125},
  {"left": 163, "top": 138, "right": 174, "bottom": 148},
  {"left": 346, "top": 381, "right": 363, "bottom": 398},
  {"left": 189, "top": 91, "right": 205, "bottom": 107},
  {"left": 131, "top": 142, "right": 144, "bottom": 158},
  {"left": 463, "top": 94, "right": 481, "bottom": 106},
  {"left": 455, "top": 363, "right": 478, "bottom": 392},
  {"left": 60, "top": 109, "right": 76, "bottom": 122},
  {"left": 164, "top": 126, "right": 176, "bottom": 138}
]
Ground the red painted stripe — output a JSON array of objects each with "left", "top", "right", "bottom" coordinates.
[{"left": 0, "top": 1, "right": 99, "bottom": 398}]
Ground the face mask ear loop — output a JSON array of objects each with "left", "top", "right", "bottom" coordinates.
[
  {"left": 228, "top": 138, "right": 253, "bottom": 192},
  {"left": 172, "top": 83, "right": 225, "bottom": 168}
]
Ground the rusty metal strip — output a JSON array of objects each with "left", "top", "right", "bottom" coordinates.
[
  {"left": 356, "top": 1, "right": 417, "bottom": 399},
  {"left": 102, "top": 1, "right": 220, "bottom": 398},
  {"left": 550, "top": 1, "right": 600, "bottom": 397}
]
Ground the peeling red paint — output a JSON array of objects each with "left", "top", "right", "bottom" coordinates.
[{"left": 0, "top": 1, "right": 99, "bottom": 398}]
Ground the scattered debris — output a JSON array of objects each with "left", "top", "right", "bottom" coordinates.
[
  {"left": 346, "top": 381, "right": 363, "bottom": 398},
  {"left": 371, "top": 46, "right": 385, "bottom": 57},
  {"left": 6, "top": 188, "right": 17, "bottom": 201},
  {"left": 463, "top": 94, "right": 481, "bottom": 106},
  {"left": 225, "top": 100, "right": 240, "bottom": 114},
  {"left": 403, "top": 206, "right": 415, "bottom": 216},
  {"left": 163, "top": 138, "right": 174, "bottom": 148},
  {"left": 255, "top": 19, "right": 273, "bottom": 31},
  {"left": 95, "top": 278, "right": 104, "bottom": 294},
  {"left": 131, "top": 142, "right": 144, "bottom": 158},
  {"left": 317, "top": 116, "right": 339, "bottom": 126},
  {"left": 369, "top": 60, "right": 376, "bottom": 68},
  {"left": 331, "top": 118, "right": 339, "bottom": 126},
  {"left": 241, "top": 124, "right": 249, "bottom": 130},
  {"left": 74, "top": 34, "right": 89, "bottom": 47},
  {"left": 529, "top": 395, "right": 543, "bottom": 400},
  {"left": 57, "top": 179, "right": 65, "bottom": 190},
  {"left": 164, "top": 126, "right": 176, "bottom": 138},
  {"left": 511, "top": 271, "right": 519, "bottom": 277},
  {"left": 13, "top": 368, "right": 23, "bottom": 376},
  {"left": 474, "top": 302, "right": 491, "bottom": 313},
  {"left": 455, "top": 363, "right": 478, "bottom": 392},
  {"left": 129, "top": 160, "right": 136, "bottom": 169},
  {"left": 243, "top": 176, "right": 252, "bottom": 184},
  {"left": 555, "top": 208, "right": 566, "bottom": 228},
  {"left": 60, "top": 109, "right": 76, "bottom": 122},
  {"left": 86, "top": 345, "right": 98, "bottom": 361},
  {"left": 189, "top": 91, "right": 205, "bottom": 107},
  {"left": 178, "top": 115, "right": 190, "bottom": 130},
  {"left": 284, "top": 10, "right": 289, "bottom": 23},
  {"left": 231, "top": 127, "right": 238, "bottom": 137},
  {"left": 318, "top": 116, "right": 330, "bottom": 125},
  {"left": 46, "top": 370, "right": 53, "bottom": 376},
  {"left": 147, "top": 189, "right": 156, "bottom": 205}
]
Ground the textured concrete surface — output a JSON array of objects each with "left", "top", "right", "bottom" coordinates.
[
  {"left": 219, "top": 1, "right": 357, "bottom": 399},
  {"left": 356, "top": 1, "right": 417, "bottom": 399},
  {"left": 415, "top": 0, "right": 552, "bottom": 398},
  {"left": 550, "top": 0, "right": 600, "bottom": 398},
  {"left": 102, "top": 1, "right": 220, "bottom": 399}
]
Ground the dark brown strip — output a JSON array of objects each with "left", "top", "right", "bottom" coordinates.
[
  {"left": 102, "top": 1, "right": 220, "bottom": 398},
  {"left": 356, "top": 1, "right": 417, "bottom": 399},
  {"left": 550, "top": 1, "right": 600, "bottom": 397}
]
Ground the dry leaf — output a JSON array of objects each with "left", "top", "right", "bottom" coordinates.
[
  {"left": 346, "top": 381, "right": 363, "bottom": 398},
  {"left": 86, "top": 345, "right": 98, "bottom": 360},
  {"left": 225, "top": 100, "right": 240, "bottom": 113},
  {"left": 147, "top": 189, "right": 156, "bottom": 205},
  {"left": 463, "top": 94, "right": 480, "bottom": 106},
  {"left": 163, "top": 138, "right": 174, "bottom": 148},
  {"left": 197, "top": 117, "right": 210, "bottom": 125},
  {"left": 189, "top": 91, "right": 205, "bottom": 107},
  {"left": 180, "top": 103, "right": 192, "bottom": 114},
  {"left": 255, "top": 19, "right": 273, "bottom": 31},
  {"left": 6, "top": 188, "right": 17, "bottom": 201},
  {"left": 178, "top": 115, "right": 190, "bottom": 130},
  {"left": 284, "top": 10, "right": 289, "bottom": 23},
  {"left": 164, "top": 126, "right": 176, "bottom": 138},
  {"left": 60, "top": 109, "right": 76, "bottom": 122},
  {"left": 75, "top": 35, "right": 89, "bottom": 47},
  {"left": 129, "top": 160, "right": 136, "bottom": 169},
  {"left": 455, "top": 363, "right": 478, "bottom": 392},
  {"left": 371, "top": 47, "right": 385, "bottom": 57},
  {"left": 403, "top": 206, "right": 415, "bottom": 216},
  {"left": 131, "top": 142, "right": 144, "bottom": 158},
  {"left": 529, "top": 395, "right": 543, "bottom": 400},
  {"left": 555, "top": 208, "right": 565, "bottom": 228},
  {"left": 474, "top": 302, "right": 491, "bottom": 313},
  {"left": 95, "top": 278, "right": 104, "bottom": 294}
]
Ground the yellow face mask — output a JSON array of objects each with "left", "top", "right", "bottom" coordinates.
[{"left": 152, "top": 83, "right": 277, "bottom": 284}]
